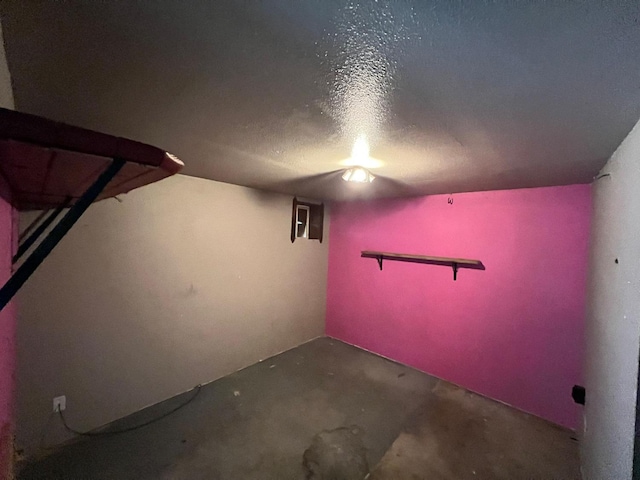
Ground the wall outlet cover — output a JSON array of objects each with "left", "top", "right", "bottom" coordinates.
[{"left": 53, "top": 395, "right": 66, "bottom": 412}]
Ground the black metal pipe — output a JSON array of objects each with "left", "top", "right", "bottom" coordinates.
[
  {"left": 0, "top": 158, "right": 125, "bottom": 312},
  {"left": 13, "top": 197, "right": 72, "bottom": 264}
]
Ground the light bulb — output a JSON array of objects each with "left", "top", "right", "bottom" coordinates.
[{"left": 342, "top": 166, "right": 375, "bottom": 183}]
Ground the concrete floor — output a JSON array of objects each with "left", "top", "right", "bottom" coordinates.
[{"left": 18, "top": 337, "right": 580, "bottom": 479}]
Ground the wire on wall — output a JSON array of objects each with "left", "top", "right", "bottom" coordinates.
[{"left": 58, "top": 384, "right": 202, "bottom": 437}]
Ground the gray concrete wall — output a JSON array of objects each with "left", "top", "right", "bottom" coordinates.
[
  {"left": 582, "top": 118, "right": 640, "bottom": 479},
  {"left": 15, "top": 175, "right": 329, "bottom": 455}
]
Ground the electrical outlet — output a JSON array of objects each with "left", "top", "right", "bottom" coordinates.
[{"left": 53, "top": 395, "right": 66, "bottom": 412}]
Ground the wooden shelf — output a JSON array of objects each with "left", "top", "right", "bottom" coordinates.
[
  {"left": 0, "top": 107, "right": 184, "bottom": 312},
  {"left": 0, "top": 107, "right": 183, "bottom": 211},
  {"left": 361, "top": 251, "right": 485, "bottom": 281}
]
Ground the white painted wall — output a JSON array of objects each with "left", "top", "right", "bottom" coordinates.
[
  {"left": 583, "top": 118, "right": 640, "bottom": 479},
  {"left": 16, "top": 175, "right": 329, "bottom": 455}
]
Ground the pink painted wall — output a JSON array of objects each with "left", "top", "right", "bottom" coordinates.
[
  {"left": 326, "top": 184, "right": 591, "bottom": 429},
  {"left": 0, "top": 177, "right": 15, "bottom": 478}
]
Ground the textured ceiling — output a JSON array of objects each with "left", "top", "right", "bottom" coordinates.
[{"left": 2, "top": 1, "right": 640, "bottom": 200}]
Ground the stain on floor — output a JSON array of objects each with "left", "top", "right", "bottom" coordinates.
[
  {"left": 370, "top": 382, "right": 580, "bottom": 479},
  {"left": 17, "top": 337, "right": 580, "bottom": 479}
]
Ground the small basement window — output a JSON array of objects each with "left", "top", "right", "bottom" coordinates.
[
  {"left": 291, "top": 197, "right": 324, "bottom": 243},
  {"left": 296, "top": 205, "right": 310, "bottom": 238}
]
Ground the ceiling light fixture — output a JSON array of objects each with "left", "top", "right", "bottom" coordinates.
[
  {"left": 341, "top": 135, "right": 377, "bottom": 183},
  {"left": 342, "top": 166, "right": 375, "bottom": 183}
]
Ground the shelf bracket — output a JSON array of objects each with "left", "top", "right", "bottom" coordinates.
[
  {"left": 377, "top": 255, "right": 383, "bottom": 270},
  {"left": 452, "top": 262, "right": 458, "bottom": 281},
  {"left": 0, "top": 158, "right": 125, "bottom": 312}
]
